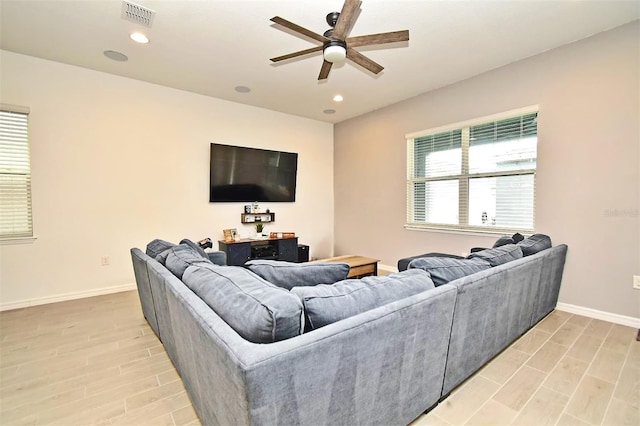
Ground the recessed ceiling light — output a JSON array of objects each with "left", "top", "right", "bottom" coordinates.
[
  {"left": 333, "top": 95, "right": 344, "bottom": 102},
  {"left": 235, "top": 86, "right": 251, "bottom": 93},
  {"left": 103, "top": 50, "right": 128, "bottom": 62},
  {"left": 323, "top": 109, "right": 336, "bottom": 114},
  {"left": 130, "top": 32, "right": 149, "bottom": 44}
]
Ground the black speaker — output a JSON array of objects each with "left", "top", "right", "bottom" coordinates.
[{"left": 297, "top": 244, "right": 309, "bottom": 263}]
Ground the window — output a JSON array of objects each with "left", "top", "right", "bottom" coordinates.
[
  {"left": 407, "top": 107, "right": 538, "bottom": 233},
  {"left": 0, "top": 105, "right": 33, "bottom": 240}
]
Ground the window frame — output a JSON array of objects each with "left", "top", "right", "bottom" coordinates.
[
  {"left": 405, "top": 106, "right": 538, "bottom": 235},
  {"left": 0, "top": 103, "right": 35, "bottom": 243}
]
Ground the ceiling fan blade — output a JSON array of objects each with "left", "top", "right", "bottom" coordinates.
[
  {"left": 318, "top": 60, "right": 333, "bottom": 80},
  {"left": 270, "top": 16, "right": 328, "bottom": 43},
  {"left": 332, "top": 0, "right": 362, "bottom": 40},
  {"left": 271, "top": 46, "right": 323, "bottom": 62},
  {"left": 347, "top": 30, "right": 409, "bottom": 48},
  {"left": 346, "top": 48, "right": 384, "bottom": 74}
]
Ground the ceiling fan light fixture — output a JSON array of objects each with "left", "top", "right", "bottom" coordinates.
[{"left": 323, "top": 40, "right": 347, "bottom": 63}]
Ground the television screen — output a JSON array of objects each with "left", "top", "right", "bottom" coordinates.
[{"left": 209, "top": 143, "right": 298, "bottom": 202}]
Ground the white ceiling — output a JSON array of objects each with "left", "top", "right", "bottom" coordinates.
[{"left": 1, "top": 0, "right": 638, "bottom": 123}]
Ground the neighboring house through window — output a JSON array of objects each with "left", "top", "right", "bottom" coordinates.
[
  {"left": 0, "top": 104, "right": 33, "bottom": 240},
  {"left": 406, "top": 107, "right": 538, "bottom": 233}
]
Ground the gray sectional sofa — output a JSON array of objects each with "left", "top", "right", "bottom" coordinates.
[{"left": 131, "top": 236, "right": 567, "bottom": 426}]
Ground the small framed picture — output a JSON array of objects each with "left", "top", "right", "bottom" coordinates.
[
  {"left": 223, "top": 228, "right": 237, "bottom": 243},
  {"left": 244, "top": 205, "right": 252, "bottom": 213}
]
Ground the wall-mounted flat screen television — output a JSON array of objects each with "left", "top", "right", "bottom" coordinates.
[{"left": 209, "top": 143, "right": 298, "bottom": 202}]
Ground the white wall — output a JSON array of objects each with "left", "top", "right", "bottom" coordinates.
[
  {"left": 0, "top": 50, "right": 334, "bottom": 309},
  {"left": 334, "top": 22, "right": 640, "bottom": 320}
]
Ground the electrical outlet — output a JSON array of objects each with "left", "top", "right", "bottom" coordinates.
[
  {"left": 101, "top": 256, "right": 110, "bottom": 266},
  {"left": 633, "top": 275, "right": 640, "bottom": 290}
]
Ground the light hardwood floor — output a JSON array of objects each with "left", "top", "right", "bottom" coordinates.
[{"left": 1, "top": 291, "right": 638, "bottom": 425}]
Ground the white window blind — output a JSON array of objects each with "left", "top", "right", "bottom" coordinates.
[
  {"left": 0, "top": 105, "right": 33, "bottom": 239},
  {"left": 407, "top": 108, "right": 538, "bottom": 233}
]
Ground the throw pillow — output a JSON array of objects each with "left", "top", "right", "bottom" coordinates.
[
  {"left": 408, "top": 257, "right": 491, "bottom": 286},
  {"left": 467, "top": 244, "right": 523, "bottom": 267},
  {"left": 146, "top": 239, "right": 176, "bottom": 260},
  {"left": 182, "top": 264, "right": 304, "bottom": 343},
  {"left": 517, "top": 234, "right": 552, "bottom": 256},
  {"left": 164, "top": 244, "right": 213, "bottom": 279},
  {"left": 179, "top": 238, "right": 210, "bottom": 259},
  {"left": 492, "top": 235, "right": 515, "bottom": 248},
  {"left": 291, "top": 269, "right": 435, "bottom": 330},
  {"left": 245, "top": 259, "right": 350, "bottom": 290}
]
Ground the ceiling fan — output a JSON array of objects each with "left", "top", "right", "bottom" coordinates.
[{"left": 269, "top": 0, "right": 409, "bottom": 80}]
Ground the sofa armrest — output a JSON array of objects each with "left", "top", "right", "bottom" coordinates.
[{"left": 207, "top": 251, "right": 227, "bottom": 266}]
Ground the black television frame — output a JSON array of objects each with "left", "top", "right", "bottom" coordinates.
[{"left": 209, "top": 143, "right": 298, "bottom": 203}]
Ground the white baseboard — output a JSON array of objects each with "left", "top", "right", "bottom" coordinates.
[
  {"left": 556, "top": 302, "right": 640, "bottom": 328},
  {"left": 0, "top": 283, "right": 137, "bottom": 312}
]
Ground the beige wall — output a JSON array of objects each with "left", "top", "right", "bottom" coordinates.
[
  {"left": 335, "top": 22, "right": 639, "bottom": 319},
  {"left": 0, "top": 51, "right": 334, "bottom": 308}
]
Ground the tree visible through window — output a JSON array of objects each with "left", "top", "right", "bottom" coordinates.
[
  {"left": 406, "top": 108, "right": 537, "bottom": 233},
  {"left": 0, "top": 106, "right": 32, "bottom": 239}
]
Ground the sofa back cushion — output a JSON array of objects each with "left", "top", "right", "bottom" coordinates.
[
  {"left": 182, "top": 264, "right": 304, "bottom": 343},
  {"left": 165, "top": 244, "right": 213, "bottom": 279},
  {"left": 467, "top": 244, "right": 523, "bottom": 267},
  {"left": 245, "top": 259, "right": 350, "bottom": 290},
  {"left": 408, "top": 257, "right": 491, "bottom": 286},
  {"left": 291, "top": 269, "right": 435, "bottom": 330},
  {"left": 517, "top": 234, "right": 552, "bottom": 256}
]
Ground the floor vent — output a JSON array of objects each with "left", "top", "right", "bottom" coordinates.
[{"left": 121, "top": 1, "right": 155, "bottom": 28}]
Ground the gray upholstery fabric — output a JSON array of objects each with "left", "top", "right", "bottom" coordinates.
[
  {"left": 159, "top": 263, "right": 457, "bottom": 426},
  {"left": 291, "top": 269, "right": 435, "bottom": 330},
  {"left": 493, "top": 235, "right": 515, "bottom": 247},
  {"left": 164, "top": 244, "right": 213, "bottom": 279},
  {"left": 397, "top": 252, "right": 464, "bottom": 272},
  {"left": 130, "top": 240, "right": 567, "bottom": 425},
  {"left": 441, "top": 245, "right": 567, "bottom": 396},
  {"left": 467, "top": 244, "right": 523, "bottom": 266},
  {"left": 146, "top": 239, "right": 175, "bottom": 259},
  {"left": 531, "top": 245, "right": 568, "bottom": 324},
  {"left": 518, "top": 234, "right": 552, "bottom": 256},
  {"left": 180, "top": 238, "right": 210, "bottom": 259},
  {"left": 182, "top": 264, "right": 304, "bottom": 343},
  {"left": 408, "top": 257, "right": 491, "bottom": 286},
  {"left": 130, "top": 248, "right": 159, "bottom": 338},
  {"left": 207, "top": 250, "right": 227, "bottom": 266},
  {"left": 245, "top": 259, "right": 350, "bottom": 290}
]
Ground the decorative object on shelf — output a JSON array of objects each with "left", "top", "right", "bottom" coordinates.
[
  {"left": 244, "top": 205, "right": 252, "bottom": 213},
  {"left": 223, "top": 228, "right": 238, "bottom": 243},
  {"left": 252, "top": 201, "right": 259, "bottom": 213}
]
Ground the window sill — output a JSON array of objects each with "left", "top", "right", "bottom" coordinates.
[
  {"left": 0, "top": 236, "right": 37, "bottom": 245},
  {"left": 404, "top": 224, "right": 532, "bottom": 238}
]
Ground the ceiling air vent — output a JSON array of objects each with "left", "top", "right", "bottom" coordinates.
[{"left": 121, "top": 1, "right": 155, "bottom": 28}]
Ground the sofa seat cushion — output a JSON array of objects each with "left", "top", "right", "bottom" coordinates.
[
  {"left": 245, "top": 259, "right": 350, "bottom": 290},
  {"left": 408, "top": 257, "right": 491, "bottom": 286},
  {"left": 165, "top": 244, "right": 213, "bottom": 279},
  {"left": 182, "top": 264, "right": 304, "bottom": 343},
  {"left": 467, "top": 244, "right": 523, "bottom": 267},
  {"left": 518, "top": 234, "right": 552, "bottom": 256},
  {"left": 291, "top": 269, "right": 435, "bottom": 330}
]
